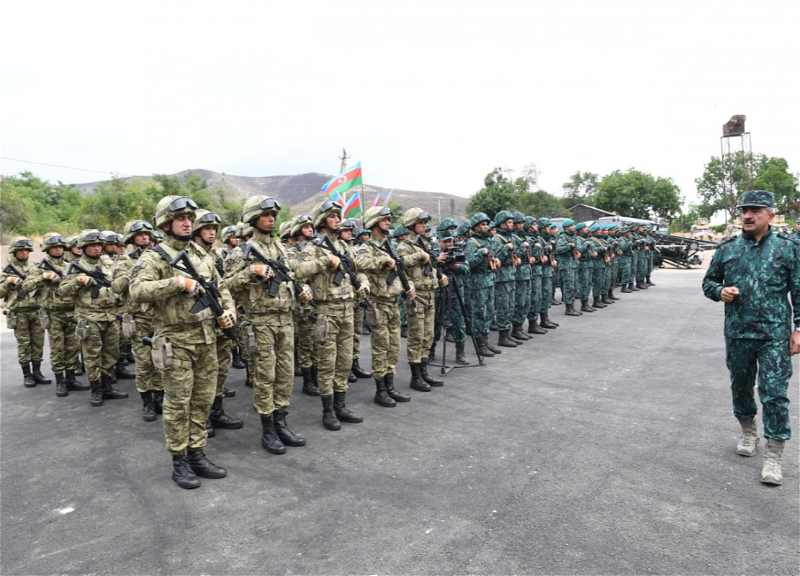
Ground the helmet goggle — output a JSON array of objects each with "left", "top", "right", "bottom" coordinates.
[
  {"left": 197, "top": 212, "right": 222, "bottom": 225},
  {"left": 320, "top": 200, "right": 342, "bottom": 213},
  {"left": 257, "top": 198, "right": 281, "bottom": 212},
  {"left": 130, "top": 220, "right": 153, "bottom": 232},
  {"left": 296, "top": 214, "right": 313, "bottom": 224},
  {"left": 82, "top": 232, "right": 106, "bottom": 243},
  {"left": 376, "top": 207, "right": 392, "bottom": 217},
  {"left": 44, "top": 235, "right": 69, "bottom": 246},
  {"left": 417, "top": 211, "right": 431, "bottom": 222},
  {"left": 156, "top": 196, "right": 198, "bottom": 220},
  {"left": 11, "top": 238, "right": 34, "bottom": 249}
]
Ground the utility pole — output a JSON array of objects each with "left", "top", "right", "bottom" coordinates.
[{"left": 339, "top": 148, "right": 350, "bottom": 174}]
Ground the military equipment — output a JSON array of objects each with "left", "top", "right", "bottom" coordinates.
[
  {"left": 152, "top": 247, "right": 240, "bottom": 345},
  {"left": 413, "top": 235, "right": 442, "bottom": 279},
  {"left": 155, "top": 196, "right": 198, "bottom": 227},
  {"left": 3, "top": 263, "right": 28, "bottom": 299},
  {"left": 377, "top": 238, "right": 416, "bottom": 314},
  {"left": 241, "top": 243, "right": 316, "bottom": 319},
  {"left": 318, "top": 235, "right": 370, "bottom": 310},
  {"left": 38, "top": 258, "right": 64, "bottom": 280},
  {"left": 653, "top": 231, "right": 717, "bottom": 269},
  {"left": 65, "top": 261, "right": 112, "bottom": 299}
]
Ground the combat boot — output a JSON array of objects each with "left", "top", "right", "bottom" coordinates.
[
  {"left": 409, "top": 363, "right": 431, "bottom": 392},
  {"left": 245, "top": 364, "right": 253, "bottom": 388},
  {"left": 401, "top": 324, "right": 408, "bottom": 338},
  {"left": 455, "top": 342, "right": 469, "bottom": 365},
  {"left": 384, "top": 373, "right": 410, "bottom": 402},
  {"left": 140, "top": 392, "right": 157, "bottom": 422},
  {"left": 601, "top": 294, "right": 614, "bottom": 305},
  {"left": 320, "top": 395, "right": 341, "bottom": 430},
  {"left": 374, "top": 376, "right": 396, "bottom": 407},
  {"left": 90, "top": 380, "right": 103, "bottom": 407},
  {"left": 621, "top": 284, "right": 633, "bottom": 294},
  {"left": 565, "top": 304, "right": 581, "bottom": 317},
  {"left": 101, "top": 374, "right": 129, "bottom": 400},
  {"left": 736, "top": 417, "right": 759, "bottom": 456},
  {"left": 74, "top": 357, "right": 84, "bottom": 376},
  {"left": 636, "top": 280, "right": 648, "bottom": 290},
  {"left": 231, "top": 346, "right": 246, "bottom": 369},
  {"left": 485, "top": 337, "right": 502, "bottom": 354},
  {"left": 429, "top": 343, "right": 436, "bottom": 361},
  {"left": 420, "top": 361, "right": 444, "bottom": 386},
  {"left": 347, "top": 370, "right": 357, "bottom": 383},
  {"left": 593, "top": 296, "right": 606, "bottom": 309},
  {"left": 223, "top": 387, "right": 235, "bottom": 398},
  {"left": 498, "top": 330, "right": 518, "bottom": 347},
  {"left": 608, "top": 289, "right": 619, "bottom": 300},
  {"left": 629, "top": 282, "right": 639, "bottom": 291},
  {"left": 153, "top": 390, "right": 164, "bottom": 414},
  {"left": 294, "top": 356, "right": 302, "bottom": 377},
  {"left": 210, "top": 396, "right": 243, "bottom": 429},
  {"left": 511, "top": 324, "right": 530, "bottom": 340},
  {"left": 65, "top": 370, "right": 89, "bottom": 391},
  {"left": 187, "top": 449, "right": 227, "bottom": 478},
  {"left": 32, "top": 362, "right": 52, "bottom": 384},
  {"left": 490, "top": 320, "right": 498, "bottom": 331},
  {"left": 646, "top": 276, "right": 656, "bottom": 286},
  {"left": 580, "top": 299, "right": 595, "bottom": 313},
  {"left": 260, "top": 414, "right": 286, "bottom": 453},
  {"left": 476, "top": 337, "right": 495, "bottom": 358},
  {"left": 540, "top": 312, "right": 558, "bottom": 329},
  {"left": 446, "top": 329, "right": 455, "bottom": 343},
  {"left": 301, "top": 368, "right": 319, "bottom": 396},
  {"left": 351, "top": 359, "right": 371, "bottom": 379},
  {"left": 761, "top": 438, "right": 785, "bottom": 485},
  {"left": 125, "top": 344, "right": 135, "bottom": 365},
  {"left": 205, "top": 419, "right": 215, "bottom": 438},
  {"left": 172, "top": 452, "right": 201, "bottom": 489},
  {"left": 55, "top": 372, "right": 69, "bottom": 397},
  {"left": 527, "top": 318, "right": 547, "bottom": 334},
  {"left": 273, "top": 411, "right": 306, "bottom": 446},
  {"left": 333, "top": 391, "right": 364, "bottom": 423},
  {"left": 114, "top": 357, "right": 134, "bottom": 380}
]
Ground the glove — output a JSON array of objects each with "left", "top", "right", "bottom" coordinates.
[
  {"left": 6, "top": 276, "right": 21, "bottom": 285},
  {"left": 43, "top": 271, "right": 61, "bottom": 282},
  {"left": 175, "top": 275, "right": 204, "bottom": 296},
  {"left": 327, "top": 254, "right": 341, "bottom": 270},
  {"left": 249, "top": 264, "right": 274, "bottom": 280},
  {"left": 384, "top": 257, "right": 396, "bottom": 270},
  {"left": 298, "top": 285, "right": 313, "bottom": 302},
  {"left": 217, "top": 308, "right": 236, "bottom": 330},
  {"left": 438, "top": 276, "right": 449, "bottom": 288},
  {"left": 405, "top": 285, "right": 417, "bottom": 300},
  {"left": 357, "top": 285, "right": 370, "bottom": 299},
  {"left": 78, "top": 275, "right": 96, "bottom": 287},
  {"left": 419, "top": 251, "right": 430, "bottom": 263}
]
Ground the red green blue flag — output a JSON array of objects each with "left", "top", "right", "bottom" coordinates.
[
  {"left": 343, "top": 191, "right": 363, "bottom": 219},
  {"left": 322, "top": 161, "right": 363, "bottom": 199}
]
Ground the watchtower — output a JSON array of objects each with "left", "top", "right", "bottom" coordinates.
[{"left": 720, "top": 114, "right": 753, "bottom": 192}]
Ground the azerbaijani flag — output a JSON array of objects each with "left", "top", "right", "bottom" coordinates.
[
  {"left": 371, "top": 189, "right": 386, "bottom": 207},
  {"left": 343, "top": 191, "right": 363, "bottom": 219},
  {"left": 382, "top": 189, "right": 394, "bottom": 207},
  {"left": 327, "top": 190, "right": 344, "bottom": 207},
  {"left": 322, "top": 161, "right": 363, "bottom": 198}
]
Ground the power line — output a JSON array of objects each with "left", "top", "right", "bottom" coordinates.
[{"left": 1, "top": 157, "right": 129, "bottom": 176}]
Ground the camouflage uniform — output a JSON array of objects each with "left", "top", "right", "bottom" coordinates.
[
  {"left": 287, "top": 215, "right": 319, "bottom": 396},
  {"left": 431, "top": 230, "right": 469, "bottom": 361},
  {"left": 510, "top": 213, "right": 532, "bottom": 341},
  {"left": 574, "top": 224, "right": 594, "bottom": 311},
  {"left": 465, "top": 213, "right": 499, "bottom": 355},
  {"left": 491, "top": 212, "right": 519, "bottom": 346},
  {"left": 555, "top": 221, "right": 580, "bottom": 315}
]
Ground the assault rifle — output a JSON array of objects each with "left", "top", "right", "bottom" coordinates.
[
  {"left": 3, "top": 263, "right": 29, "bottom": 299},
  {"left": 66, "top": 261, "right": 112, "bottom": 299},
  {"left": 413, "top": 235, "right": 444, "bottom": 279},
  {"left": 153, "top": 247, "right": 239, "bottom": 345},
  {"left": 318, "top": 235, "right": 370, "bottom": 310},
  {"left": 378, "top": 238, "right": 417, "bottom": 315},
  {"left": 38, "top": 258, "right": 64, "bottom": 280},
  {"left": 241, "top": 243, "right": 316, "bottom": 316}
]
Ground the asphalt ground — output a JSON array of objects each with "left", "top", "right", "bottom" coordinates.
[{"left": 1, "top": 268, "right": 798, "bottom": 575}]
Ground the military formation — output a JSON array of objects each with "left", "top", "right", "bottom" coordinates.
[{"left": 1, "top": 198, "right": 659, "bottom": 490}]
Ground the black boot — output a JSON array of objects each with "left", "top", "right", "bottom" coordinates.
[
  {"left": 608, "top": 289, "right": 619, "bottom": 300},
  {"left": 511, "top": 324, "right": 530, "bottom": 340},
  {"left": 498, "top": 330, "right": 518, "bottom": 347},
  {"left": 260, "top": 414, "right": 286, "bottom": 453},
  {"left": 347, "top": 370, "right": 357, "bottom": 383},
  {"left": 384, "top": 373, "right": 410, "bottom": 402},
  {"left": 294, "top": 356, "right": 302, "bottom": 377},
  {"left": 455, "top": 342, "right": 469, "bottom": 365},
  {"left": 90, "top": 380, "right": 103, "bottom": 407},
  {"left": 420, "top": 361, "right": 444, "bottom": 386},
  {"left": 206, "top": 419, "right": 215, "bottom": 438},
  {"left": 210, "top": 396, "right": 243, "bottom": 429},
  {"left": 351, "top": 359, "right": 372, "bottom": 379},
  {"left": 636, "top": 280, "right": 648, "bottom": 290},
  {"left": 490, "top": 320, "right": 498, "bottom": 331},
  {"left": 630, "top": 282, "right": 640, "bottom": 291},
  {"left": 101, "top": 374, "right": 129, "bottom": 400},
  {"left": 32, "top": 361, "right": 52, "bottom": 384},
  {"left": 223, "top": 387, "right": 235, "bottom": 398},
  {"left": 593, "top": 296, "right": 606, "bottom": 309},
  {"left": 446, "top": 330, "right": 455, "bottom": 343},
  {"left": 362, "top": 323, "right": 372, "bottom": 335},
  {"left": 245, "top": 364, "right": 253, "bottom": 388},
  {"left": 621, "top": 284, "right": 633, "bottom": 293},
  {"left": 301, "top": 368, "right": 319, "bottom": 396},
  {"left": 540, "top": 312, "right": 558, "bottom": 329},
  {"left": 646, "top": 276, "right": 656, "bottom": 286},
  {"left": 231, "top": 347, "right": 246, "bottom": 369},
  {"left": 565, "top": 304, "right": 582, "bottom": 317},
  {"left": 65, "top": 370, "right": 89, "bottom": 391},
  {"left": 401, "top": 324, "right": 408, "bottom": 338},
  {"left": 485, "top": 336, "right": 502, "bottom": 354},
  {"left": 320, "top": 395, "right": 341, "bottom": 431},
  {"left": 153, "top": 390, "right": 164, "bottom": 414},
  {"left": 334, "top": 391, "right": 364, "bottom": 423},
  {"left": 114, "top": 357, "right": 134, "bottom": 380},
  {"left": 273, "top": 411, "right": 306, "bottom": 446},
  {"left": 125, "top": 344, "right": 135, "bottom": 365},
  {"left": 527, "top": 318, "right": 547, "bottom": 334},
  {"left": 429, "top": 343, "right": 436, "bottom": 361},
  {"left": 409, "top": 363, "right": 431, "bottom": 392},
  {"left": 187, "top": 449, "right": 227, "bottom": 478},
  {"left": 374, "top": 376, "right": 396, "bottom": 407},
  {"left": 55, "top": 372, "right": 69, "bottom": 397},
  {"left": 172, "top": 452, "right": 201, "bottom": 489},
  {"left": 580, "top": 299, "right": 595, "bottom": 313},
  {"left": 603, "top": 293, "right": 614, "bottom": 304},
  {"left": 141, "top": 392, "right": 157, "bottom": 422},
  {"left": 476, "top": 336, "right": 495, "bottom": 358},
  {"left": 74, "top": 357, "right": 84, "bottom": 376}
]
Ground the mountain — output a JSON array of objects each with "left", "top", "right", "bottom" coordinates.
[{"left": 75, "top": 169, "right": 471, "bottom": 221}]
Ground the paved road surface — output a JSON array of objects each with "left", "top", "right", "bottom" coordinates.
[{"left": 1, "top": 268, "right": 798, "bottom": 575}]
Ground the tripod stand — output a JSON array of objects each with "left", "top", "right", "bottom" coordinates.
[{"left": 429, "top": 274, "right": 485, "bottom": 375}]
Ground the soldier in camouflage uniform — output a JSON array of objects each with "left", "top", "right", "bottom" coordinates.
[
  {"left": 21, "top": 234, "right": 86, "bottom": 394},
  {"left": 355, "top": 205, "right": 414, "bottom": 406},
  {"left": 393, "top": 224, "right": 411, "bottom": 338},
  {"left": 555, "top": 219, "right": 582, "bottom": 316},
  {"left": 602, "top": 225, "right": 620, "bottom": 303},
  {"left": 509, "top": 212, "right": 532, "bottom": 342},
  {"left": 60, "top": 230, "right": 128, "bottom": 406},
  {"left": 644, "top": 226, "right": 657, "bottom": 286},
  {"left": 192, "top": 210, "right": 243, "bottom": 436},
  {"left": 397, "top": 208, "right": 448, "bottom": 391},
  {"left": 294, "top": 200, "right": 368, "bottom": 429},
  {"left": 617, "top": 226, "right": 634, "bottom": 293},
  {"left": 536, "top": 220, "right": 559, "bottom": 329},
  {"left": 703, "top": 190, "right": 799, "bottom": 486},
  {"left": 431, "top": 229, "right": 470, "bottom": 364},
  {"left": 341, "top": 218, "right": 371, "bottom": 382},
  {"left": 465, "top": 213, "right": 501, "bottom": 357},
  {"left": 490, "top": 211, "right": 520, "bottom": 347},
  {"left": 102, "top": 231, "right": 135, "bottom": 382},
  {"left": 130, "top": 196, "right": 235, "bottom": 488},
  {"left": 574, "top": 222, "right": 595, "bottom": 313},
  {"left": 65, "top": 237, "right": 82, "bottom": 263},
  {"left": 523, "top": 217, "right": 547, "bottom": 335},
  {"left": 586, "top": 225, "right": 609, "bottom": 309}
]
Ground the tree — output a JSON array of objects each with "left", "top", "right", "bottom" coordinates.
[
  {"left": 516, "top": 190, "right": 572, "bottom": 218},
  {"left": 466, "top": 167, "right": 519, "bottom": 219},
  {"left": 467, "top": 166, "right": 570, "bottom": 220},
  {"left": 561, "top": 171, "right": 599, "bottom": 208},
  {"left": 752, "top": 155, "right": 798, "bottom": 213},
  {"left": 594, "top": 169, "right": 682, "bottom": 221}
]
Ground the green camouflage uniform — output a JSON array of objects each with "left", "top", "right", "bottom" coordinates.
[
  {"left": 575, "top": 229, "right": 594, "bottom": 302},
  {"left": 397, "top": 234, "right": 437, "bottom": 364},
  {"left": 465, "top": 231, "right": 495, "bottom": 338},
  {"left": 0, "top": 255, "right": 45, "bottom": 365},
  {"left": 511, "top": 229, "right": 532, "bottom": 327},
  {"left": 526, "top": 228, "right": 545, "bottom": 325},
  {"left": 618, "top": 232, "right": 633, "bottom": 286},
  {"left": 555, "top": 229, "right": 579, "bottom": 306},
  {"left": 490, "top": 228, "right": 517, "bottom": 331}
]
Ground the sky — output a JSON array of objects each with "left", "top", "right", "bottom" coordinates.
[{"left": 2, "top": 0, "right": 798, "bottom": 213}]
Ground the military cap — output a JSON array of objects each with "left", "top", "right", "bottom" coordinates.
[
  {"left": 548, "top": 223, "right": 557, "bottom": 229},
  {"left": 438, "top": 229, "right": 455, "bottom": 240},
  {"left": 589, "top": 224, "right": 600, "bottom": 232},
  {"left": 574, "top": 222, "right": 587, "bottom": 231},
  {"left": 561, "top": 219, "right": 575, "bottom": 228}
]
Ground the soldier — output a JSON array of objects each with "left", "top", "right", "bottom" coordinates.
[
  {"left": 617, "top": 226, "right": 634, "bottom": 293},
  {"left": 587, "top": 225, "right": 609, "bottom": 309},
  {"left": 644, "top": 226, "right": 657, "bottom": 286},
  {"left": 535, "top": 220, "right": 559, "bottom": 330},
  {"left": 574, "top": 222, "right": 595, "bottom": 313},
  {"left": 192, "top": 210, "right": 243, "bottom": 436},
  {"left": 431, "top": 229, "right": 470, "bottom": 364},
  {"left": 102, "top": 231, "right": 135, "bottom": 382},
  {"left": 294, "top": 200, "right": 368, "bottom": 428},
  {"left": 396, "top": 208, "right": 448, "bottom": 391},
  {"left": 111, "top": 220, "right": 164, "bottom": 422},
  {"left": 130, "top": 196, "right": 234, "bottom": 488},
  {"left": 65, "top": 236, "right": 82, "bottom": 263},
  {"left": 340, "top": 218, "right": 371, "bottom": 382},
  {"left": 224, "top": 196, "right": 311, "bottom": 451},
  {"left": 555, "top": 219, "right": 582, "bottom": 317},
  {"left": 524, "top": 217, "right": 547, "bottom": 335},
  {"left": 491, "top": 211, "right": 520, "bottom": 346},
  {"left": 219, "top": 225, "right": 239, "bottom": 258},
  {"left": 702, "top": 190, "right": 799, "bottom": 485},
  {"left": 455, "top": 221, "right": 474, "bottom": 335},
  {"left": 602, "top": 225, "right": 620, "bottom": 302},
  {"left": 465, "top": 213, "right": 501, "bottom": 357},
  {"left": 22, "top": 234, "right": 88, "bottom": 396},
  {"left": 355, "top": 205, "right": 414, "bottom": 406},
  {"left": 60, "top": 230, "right": 128, "bottom": 406},
  {"left": 393, "top": 224, "right": 411, "bottom": 338},
  {"left": 510, "top": 212, "right": 532, "bottom": 341}
]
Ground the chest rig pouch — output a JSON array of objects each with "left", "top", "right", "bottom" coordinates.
[
  {"left": 121, "top": 313, "right": 136, "bottom": 338},
  {"left": 239, "top": 321, "right": 257, "bottom": 356},
  {"left": 314, "top": 314, "right": 329, "bottom": 342},
  {"left": 75, "top": 317, "right": 88, "bottom": 341},
  {"left": 38, "top": 308, "right": 50, "bottom": 330},
  {"left": 5, "top": 310, "right": 17, "bottom": 329},
  {"left": 150, "top": 335, "right": 173, "bottom": 371}
]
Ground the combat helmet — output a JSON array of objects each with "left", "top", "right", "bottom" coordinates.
[
  {"left": 312, "top": 199, "right": 342, "bottom": 230},
  {"left": 455, "top": 222, "right": 470, "bottom": 238},
  {"left": 291, "top": 214, "right": 314, "bottom": 237},
  {"left": 154, "top": 196, "right": 198, "bottom": 228},
  {"left": 278, "top": 220, "right": 293, "bottom": 239},
  {"left": 470, "top": 212, "right": 491, "bottom": 229},
  {"left": 77, "top": 229, "right": 106, "bottom": 249},
  {"left": 512, "top": 211, "right": 526, "bottom": 224},
  {"left": 392, "top": 224, "right": 410, "bottom": 239},
  {"left": 219, "top": 225, "right": 237, "bottom": 245},
  {"left": 101, "top": 231, "right": 123, "bottom": 245},
  {"left": 40, "top": 233, "right": 69, "bottom": 251},
  {"left": 402, "top": 208, "right": 431, "bottom": 229},
  {"left": 235, "top": 221, "right": 253, "bottom": 239},
  {"left": 438, "top": 218, "right": 458, "bottom": 234},
  {"left": 192, "top": 209, "right": 221, "bottom": 233},
  {"left": 242, "top": 195, "right": 281, "bottom": 225},
  {"left": 340, "top": 218, "right": 359, "bottom": 231},
  {"left": 363, "top": 206, "right": 392, "bottom": 230},
  {"left": 123, "top": 220, "right": 154, "bottom": 245},
  {"left": 9, "top": 236, "right": 34, "bottom": 254},
  {"left": 494, "top": 210, "right": 514, "bottom": 226}
]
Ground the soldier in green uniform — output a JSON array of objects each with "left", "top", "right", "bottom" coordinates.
[
  {"left": 21, "top": 234, "right": 86, "bottom": 394},
  {"left": 603, "top": 225, "right": 620, "bottom": 302},
  {"left": 644, "top": 226, "right": 657, "bottom": 286},
  {"left": 587, "top": 225, "right": 609, "bottom": 308},
  {"left": 574, "top": 222, "right": 595, "bottom": 313},
  {"left": 556, "top": 219, "right": 581, "bottom": 316},
  {"left": 509, "top": 212, "right": 532, "bottom": 341},
  {"left": 465, "top": 213, "right": 501, "bottom": 357},
  {"left": 431, "top": 229, "right": 470, "bottom": 364},
  {"left": 355, "top": 206, "right": 414, "bottom": 406},
  {"left": 340, "top": 218, "right": 371, "bottom": 382},
  {"left": 60, "top": 230, "right": 128, "bottom": 406},
  {"left": 703, "top": 190, "right": 799, "bottom": 485},
  {"left": 455, "top": 221, "right": 474, "bottom": 335},
  {"left": 536, "top": 220, "right": 559, "bottom": 329},
  {"left": 491, "top": 211, "right": 520, "bottom": 347},
  {"left": 523, "top": 217, "right": 547, "bottom": 334},
  {"left": 102, "top": 231, "right": 135, "bottom": 382},
  {"left": 130, "top": 196, "right": 235, "bottom": 488}
]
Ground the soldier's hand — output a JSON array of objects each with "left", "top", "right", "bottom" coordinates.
[
  {"left": 383, "top": 257, "right": 396, "bottom": 270},
  {"left": 43, "top": 271, "right": 61, "bottom": 282},
  {"left": 575, "top": 252, "right": 581, "bottom": 259},
  {"left": 249, "top": 264, "right": 274, "bottom": 280},
  {"left": 217, "top": 308, "right": 236, "bottom": 330},
  {"left": 175, "top": 275, "right": 204, "bottom": 296},
  {"left": 405, "top": 285, "right": 417, "bottom": 300},
  {"left": 437, "top": 252, "right": 448, "bottom": 264},
  {"left": 494, "top": 258, "right": 502, "bottom": 268},
  {"left": 419, "top": 251, "right": 430, "bottom": 263},
  {"left": 6, "top": 276, "right": 21, "bottom": 285},
  {"left": 298, "top": 284, "right": 313, "bottom": 302},
  {"left": 721, "top": 286, "right": 739, "bottom": 302},
  {"left": 482, "top": 248, "right": 489, "bottom": 255},
  {"left": 790, "top": 331, "right": 800, "bottom": 356},
  {"left": 78, "top": 274, "right": 96, "bottom": 287},
  {"left": 357, "top": 285, "right": 370, "bottom": 299},
  {"left": 438, "top": 276, "right": 449, "bottom": 288},
  {"left": 327, "top": 254, "right": 341, "bottom": 270},
  {"left": 507, "top": 242, "right": 514, "bottom": 250}
]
